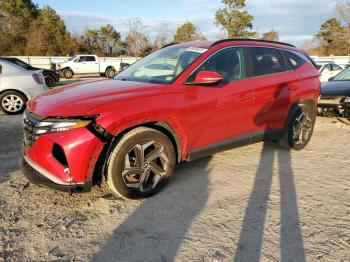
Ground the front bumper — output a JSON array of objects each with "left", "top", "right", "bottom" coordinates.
[
  {"left": 20, "top": 152, "right": 91, "bottom": 192},
  {"left": 20, "top": 117, "right": 105, "bottom": 192}
]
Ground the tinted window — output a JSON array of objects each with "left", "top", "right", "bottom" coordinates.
[
  {"left": 282, "top": 50, "right": 305, "bottom": 69},
  {"left": 78, "top": 56, "right": 95, "bottom": 62},
  {"left": 251, "top": 47, "right": 285, "bottom": 76},
  {"left": 188, "top": 47, "right": 245, "bottom": 83},
  {"left": 332, "top": 64, "right": 342, "bottom": 71},
  {"left": 321, "top": 64, "right": 331, "bottom": 72},
  {"left": 85, "top": 56, "right": 96, "bottom": 62}
]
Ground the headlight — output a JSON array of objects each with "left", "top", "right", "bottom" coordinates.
[{"left": 34, "top": 119, "right": 92, "bottom": 135}]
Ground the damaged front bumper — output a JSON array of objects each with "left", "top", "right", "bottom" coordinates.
[
  {"left": 20, "top": 110, "right": 108, "bottom": 193},
  {"left": 20, "top": 150, "right": 92, "bottom": 192}
]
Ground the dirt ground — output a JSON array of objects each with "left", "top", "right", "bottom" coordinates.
[{"left": 0, "top": 113, "right": 349, "bottom": 262}]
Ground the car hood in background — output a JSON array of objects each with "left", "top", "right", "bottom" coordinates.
[
  {"left": 27, "top": 79, "right": 165, "bottom": 117},
  {"left": 321, "top": 81, "right": 350, "bottom": 96}
]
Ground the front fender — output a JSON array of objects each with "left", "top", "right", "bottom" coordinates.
[{"left": 97, "top": 114, "right": 188, "bottom": 161}]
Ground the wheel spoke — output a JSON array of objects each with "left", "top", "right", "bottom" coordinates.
[
  {"left": 145, "top": 144, "right": 163, "bottom": 161},
  {"left": 139, "top": 169, "right": 151, "bottom": 191},
  {"left": 133, "top": 144, "right": 144, "bottom": 166},
  {"left": 149, "top": 162, "right": 165, "bottom": 177}
]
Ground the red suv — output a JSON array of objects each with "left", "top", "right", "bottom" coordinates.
[{"left": 20, "top": 39, "right": 320, "bottom": 199}]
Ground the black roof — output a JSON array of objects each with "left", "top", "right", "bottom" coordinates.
[{"left": 210, "top": 38, "right": 296, "bottom": 48}]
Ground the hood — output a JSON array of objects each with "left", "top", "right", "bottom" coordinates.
[
  {"left": 27, "top": 79, "right": 165, "bottom": 117},
  {"left": 321, "top": 81, "right": 350, "bottom": 96}
]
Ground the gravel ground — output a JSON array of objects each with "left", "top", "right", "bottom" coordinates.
[{"left": 0, "top": 113, "right": 349, "bottom": 262}]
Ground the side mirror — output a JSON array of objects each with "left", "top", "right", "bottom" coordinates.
[
  {"left": 328, "top": 77, "right": 334, "bottom": 81},
  {"left": 187, "top": 71, "right": 223, "bottom": 86}
]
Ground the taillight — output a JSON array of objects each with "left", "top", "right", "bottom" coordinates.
[{"left": 32, "top": 73, "right": 45, "bottom": 85}]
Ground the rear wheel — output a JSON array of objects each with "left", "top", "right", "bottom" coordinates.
[
  {"left": 0, "top": 91, "right": 27, "bottom": 115},
  {"left": 62, "top": 68, "right": 74, "bottom": 79},
  {"left": 105, "top": 67, "right": 116, "bottom": 78},
  {"left": 278, "top": 104, "right": 316, "bottom": 150},
  {"left": 44, "top": 74, "right": 56, "bottom": 87},
  {"left": 107, "top": 127, "right": 176, "bottom": 199}
]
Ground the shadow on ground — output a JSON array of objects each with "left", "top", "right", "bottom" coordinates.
[
  {"left": 234, "top": 143, "right": 305, "bottom": 262},
  {"left": 92, "top": 157, "right": 211, "bottom": 262}
]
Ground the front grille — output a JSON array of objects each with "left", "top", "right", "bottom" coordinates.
[{"left": 23, "top": 111, "right": 41, "bottom": 147}]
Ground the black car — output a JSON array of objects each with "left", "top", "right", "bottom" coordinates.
[
  {"left": 318, "top": 67, "right": 350, "bottom": 118},
  {"left": 1, "top": 57, "right": 60, "bottom": 87}
]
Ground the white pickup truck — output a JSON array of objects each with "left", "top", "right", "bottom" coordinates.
[{"left": 55, "top": 55, "right": 121, "bottom": 79}]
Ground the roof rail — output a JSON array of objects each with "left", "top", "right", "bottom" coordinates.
[
  {"left": 161, "top": 42, "right": 178, "bottom": 49},
  {"left": 210, "top": 38, "right": 296, "bottom": 48}
]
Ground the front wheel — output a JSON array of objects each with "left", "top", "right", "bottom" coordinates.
[
  {"left": 0, "top": 91, "right": 27, "bottom": 115},
  {"left": 107, "top": 127, "right": 176, "bottom": 199},
  {"left": 278, "top": 104, "right": 316, "bottom": 150}
]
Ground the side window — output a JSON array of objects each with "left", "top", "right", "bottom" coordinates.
[
  {"left": 77, "top": 56, "right": 86, "bottom": 62},
  {"left": 332, "top": 64, "right": 342, "bottom": 71},
  {"left": 188, "top": 47, "right": 245, "bottom": 83},
  {"left": 281, "top": 50, "right": 306, "bottom": 70},
  {"left": 86, "top": 56, "right": 96, "bottom": 62},
  {"left": 321, "top": 64, "right": 330, "bottom": 73},
  {"left": 251, "top": 47, "right": 285, "bottom": 76}
]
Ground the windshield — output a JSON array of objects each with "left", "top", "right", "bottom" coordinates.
[
  {"left": 333, "top": 67, "right": 350, "bottom": 81},
  {"left": 10, "top": 59, "right": 30, "bottom": 70},
  {"left": 68, "top": 55, "right": 77, "bottom": 61},
  {"left": 114, "top": 45, "right": 208, "bottom": 84}
]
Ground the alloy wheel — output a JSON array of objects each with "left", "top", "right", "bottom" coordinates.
[
  {"left": 1, "top": 95, "right": 24, "bottom": 113},
  {"left": 121, "top": 140, "right": 170, "bottom": 192},
  {"left": 292, "top": 111, "right": 313, "bottom": 145}
]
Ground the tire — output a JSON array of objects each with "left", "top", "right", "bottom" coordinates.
[
  {"left": 44, "top": 74, "right": 56, "bottom": 88},
  {"left": 107, "top": 127, "right": 176, "bottom": 199},
  {"left": 278, "top": 104, "right": 316, "bottom": 150},
  {"left": 105, "top": 67, "right": 116, "bottom": 78},
  {"left": 62, "top": 68, "right": 74, "bottom": 79},
  {"left": 0, "top": 91, "right": 27, "bottom": 115}
]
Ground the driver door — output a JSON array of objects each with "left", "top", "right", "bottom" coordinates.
[{"left": 183, "top": 47, "right": 255, "bottom": 152}]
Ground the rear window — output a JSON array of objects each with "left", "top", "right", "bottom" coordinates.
[
  {"left": 251, "top": 47, "right": 285, "bottom": 77},
  {"left": 281, "top": 50, "right": 306, "bottom": 69}
]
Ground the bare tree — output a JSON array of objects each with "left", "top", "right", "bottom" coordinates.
[
  {"left": 336, "top": 2, "right": 350, "bottom": 57},
  {"left": 125, "top": 18, "right": 150, "bottom": 56},
  {"left": 153, "top": 22, "right": 172, "bottom": 49}
]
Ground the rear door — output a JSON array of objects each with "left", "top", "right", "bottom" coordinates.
[
  {"left": 246, "top": 47, "right": 297, "bottom": 135},
  {"left": 84, "top": 56, "right": 99, "bottom": 73}
]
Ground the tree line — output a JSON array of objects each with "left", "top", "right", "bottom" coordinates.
[
  {"left": 3, "top": 0, "right": 345, "bottom": 57},
  {"left": 302, "top": 2, "right": 350, "bottom": 56}
]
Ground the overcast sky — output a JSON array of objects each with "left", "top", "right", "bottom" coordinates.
[{"left": 34, "top": 0, "right": 343, "bottom": 46}]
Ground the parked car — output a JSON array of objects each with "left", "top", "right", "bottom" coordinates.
[
  {"left": 316, "top": 61, "right": 343, "bottom": 82},
  {"left": 20, "top": 39, "right": 320, "bottom": 199},
  {"left": 1, "top": 57, "right": 60, "bottom": 88},
  {"left": 0, "top": 60, "right": 47, "bottom": 114},
  {"left": 318, "top": 67, "right": 350, "bottom": 118},
  {"left": 54, "top": 55, "right": 120, "bottom": 79}
]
